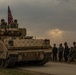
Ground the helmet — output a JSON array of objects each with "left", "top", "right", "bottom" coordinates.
[
  {"left": 73, "top": 42, "right": 76, "bottom": 45},
  {"left": 59, "top": 43, "right": 62, "bottom": 46},
  {"left": 1, "top": 19, "right": 5, "bottom": 22},
  {"left": 64, "top": 42, "right": 67, "bottom": 46},
  {"left": 14, "top": 19, "right": 17, "bottom": 22}
]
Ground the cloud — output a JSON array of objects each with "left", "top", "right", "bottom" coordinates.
[
  {"left": 48, "top": 29, "right": 64, "bottom": 36},
  {"left": 47, "top": 28, "right": 76, "bottom": 46}
]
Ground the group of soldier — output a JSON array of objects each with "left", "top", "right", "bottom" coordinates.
[
  {"left": 52, "top": 42, "right": 76, "bottom": 62},
  {"left": 0, "top": 19, "right": 18, "bottom": 29}
]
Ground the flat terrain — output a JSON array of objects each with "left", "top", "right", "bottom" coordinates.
[
  {"left": 18, "top": 62, "right": 76, "bottom": 75},
  {"left": 0, "top": 69, "right": 30, "bottom": 75},
  {"left": 0, "top": 68, "right": 49, "bottom": 75}
]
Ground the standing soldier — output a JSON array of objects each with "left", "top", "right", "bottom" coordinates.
[
  {"left": 64, "top": 42, "right": 69, "bottom": 62},
  {"left": 1, "top": 19, "right": 7, "bottom": 29},
  {"left": 72, "top": 42, "right": 76, "bottom": 60},
  {"left": 52, "top": 44, "right": 57, "bottom": 61},
  {"left": 58, "top": 43, "right": 64, "bottom": 62},
  {"left": 68, "top": 47, "right": 74, "bottom": 62},
  {"left": 68, "top": 42, "right": 76, "bottom": 62},
  {"left": 10, "top": 19, "right": 18, "bottom": 28},
  {"left": 0, "top": 19, "right": 7, "bottom": 35},
  {"left": 13, "top": 19, "right": 18, "bottom": 28}
]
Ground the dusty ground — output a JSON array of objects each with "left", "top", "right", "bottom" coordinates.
[
  {"left": 19, "top": 69, "right": 52, "bottom": 75},
  {"left": 18, "top": 62, "right": 76, "bottom": 75},
  {"left": 0, "top": 68, "right": 51, "bottom": 75}
]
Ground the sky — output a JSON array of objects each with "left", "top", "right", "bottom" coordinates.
[{"left": 0, "top": 0, "right": 76, "bottom": 46}]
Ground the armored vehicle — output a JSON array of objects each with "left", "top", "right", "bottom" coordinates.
[
  {"left": 0, "top": 19, "right": 52, "bottom": 68},
  {"left": 0, "top": 6, "right": 52, "bottom": 67}
]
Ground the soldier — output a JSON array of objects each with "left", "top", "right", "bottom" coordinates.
[
  {"left": 72, "top": 42, "right": 76, "bottom": 59},
  {"left": 64, "top": 42, "right": 69, "bottom": 62},
  {"left": 68, "top": 42, "right": 76, "bottom": 62},
  {"left": 68, "top": 47, "right": 74, "bottom": 62},
  {"left": 14, "top": 19, "right": 18, "bottom": 28},
  {"left": 52, "top": 44, "right": 57, "bottom": 61},
  {"left": 58, "top": 43, "right": 64, "bottom": 62},
  {"left": 0, "top": 19, "right": 7, "bottom": 29},
  {"left": 10, "top": 19, "right": 18, "bottom": 28}
]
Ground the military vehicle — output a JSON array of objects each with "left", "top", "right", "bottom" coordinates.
[{"left": 0, "top": 8, "right": 52, "bottom": 68}]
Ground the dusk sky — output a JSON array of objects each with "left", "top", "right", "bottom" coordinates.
[{"left": 0, "top": 0, "right": 76, "bottom": 46}]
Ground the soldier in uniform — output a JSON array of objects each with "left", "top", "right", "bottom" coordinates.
[
  {"left": 72, "top": 42, "right": 76, "bottom": 59},
  {"left": 58, "top": 43, "right": 64, "bottom": 62},
  {"left": 11, "top": 19, "right": 18, "bottom": 28},
  {"left": 52, "top": 44, "right": 57, "bottom": 61},
  {"left": 68, "top": 47, "right": 74, "bottom": 62},
  {"left": 64, "top": 42, "right": 69, "bottom": 62},
  {"left": 0, "top": 19, "right": 7, "bottom": 29},
  {"left": 68, "top": 42, "right": 76, "bottom": 62},
  {"left": 0, "top": 19, "right": 8, "bottom": 36}
]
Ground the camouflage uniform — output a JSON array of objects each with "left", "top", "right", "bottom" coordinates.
[
  {"left": 72, "top": 44, "right": 76, "bottom": 59},
  {"left": 68, "top": 42, "right": 76, "bottom": 62},
  {"left": 0, "top": 19, "right": 7, "bottom": 29},
  {"left": 52, "top": 44, "right": 57, "bottom": 61},
  {"left": 64, "top": 42, "right": 69, "bottom": 62},
  {"left": 58, "top": 44, "right": 64, "bottom": 62},
  {"left": 9, "top": 19, "right": 18, "bottom": 28}
]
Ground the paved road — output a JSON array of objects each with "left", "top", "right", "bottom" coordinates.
[{"left": 19, "top": 62, "right": 76, "bottom": 75}]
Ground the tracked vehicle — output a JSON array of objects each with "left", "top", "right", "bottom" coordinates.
[{"left": 0, "top": 8, "right": 52, "bottom": 68}]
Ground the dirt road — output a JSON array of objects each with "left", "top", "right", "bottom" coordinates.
[{"left": 18, "top": 62, "right": 76, "bottom": 75}]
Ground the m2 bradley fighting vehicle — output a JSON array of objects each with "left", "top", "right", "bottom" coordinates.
[{"left": 0, "top": 7, "right": 52, "bottom": 68}]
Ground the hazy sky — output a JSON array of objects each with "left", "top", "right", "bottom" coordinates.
[{"left": 0, "top": 0, "right": 76, "bottom": 46}]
